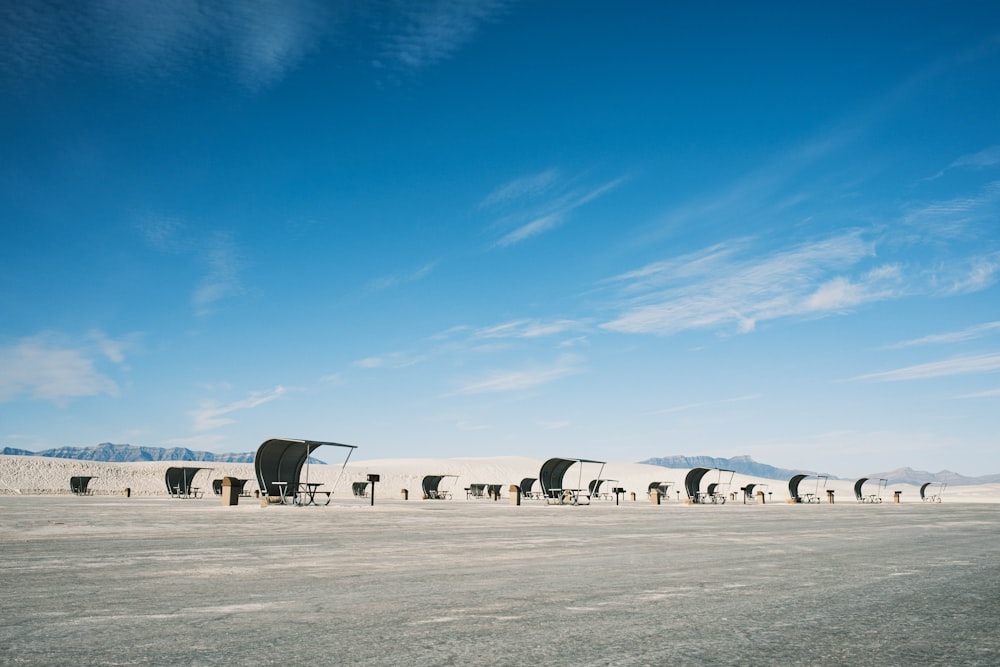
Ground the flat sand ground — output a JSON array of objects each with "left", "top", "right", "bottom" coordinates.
[{"left": 2, "top": 496, "right": 998, "bottom": 666}]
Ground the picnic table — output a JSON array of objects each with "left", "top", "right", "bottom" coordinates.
[{"left": 295, "top": 482, "right": 331, "bottom": 506}]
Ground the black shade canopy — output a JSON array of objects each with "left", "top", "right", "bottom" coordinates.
[
  {"left": 421, "top": 474, "right": 457, "bottom": 498},
  {"left": 684, "top": 468, "right": 711, "bottom": 499},
  {"left": 70, "top": 476, "right": 94, "bottom": 495},
  {"left": 788, "top": 474, "right": 809, "bottom": 500},
  {"left": 854, "top": 477, "right": 869, "bottom": 500},
  {"left": 519, "top": 478, "right": 537, "bottom": 494},
  {"left": 254, "top": 438, "right": 357, "bottom": 497},
  {"left": 165, "top": 467, "right": 208, "bottom": 496},
  {"left": 539, "top": 457, "right": 606, "bottom": 499}
]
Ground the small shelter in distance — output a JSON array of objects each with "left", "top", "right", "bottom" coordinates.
[
  {"left": 421, "top": 475, "right": 458, "bottom": 499},
  {"left": 854, "top": 477, "right": 887, "bottom": 503},
  {"left": 70, "top": 476, "right": 95, "bottom": 496},
  {"left": 165, "top": 467, "right": 209, "bottom": 498},
  {"left": 684, "top": 467, "right": 734, "bottom": 504},
  {"left": 519, "top": 477, "right": 541, "bottom": 499},
  {"left": 788, "top": 474, "right": 828, "bottom": 503},
  {"left": 920, "top": 482, "right": 946, "bottom": 503}
]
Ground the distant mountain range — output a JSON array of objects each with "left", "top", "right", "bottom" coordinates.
[
  {"left": 1, "top": 443, "right": 255, "bottom": 463},
  {"left": 641, "top": 455, "right": 999, "bottom": 486},
  {"left": 641, "top": 455, "right": 831, "bottom": 481},
  {"left": 2, "top": 445, "right": 996, "bottom": 486}
]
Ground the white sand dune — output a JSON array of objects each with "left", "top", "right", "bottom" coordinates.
[{"left": 1, "top": 453, "right": 995, "bottom": 503}]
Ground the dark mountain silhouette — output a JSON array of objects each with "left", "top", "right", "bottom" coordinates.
[
  {"left": 641, "top": 455, "right": 997, "bottom": 486},
  {"left": 640, "top": 454, "right": 834, "bottom": 480},
  {"left": 862, "top": 466, "right": 1000, "bottom": 486},
  {"left": 2, "top": 443, "right": 255, "bottom": 463}
]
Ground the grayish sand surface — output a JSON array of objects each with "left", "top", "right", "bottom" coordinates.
[{"left": 2, "top": 497, "right": 998, "bottom": 666}]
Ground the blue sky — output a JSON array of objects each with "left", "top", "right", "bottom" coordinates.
[{"left": 2, "top": 2, "right": 999, "bottom": 476}]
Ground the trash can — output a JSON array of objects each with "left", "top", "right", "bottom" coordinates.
[
  {"left": 827, "top": 489, "right": 835, "bottom": 504},
  {"left": 401, "top": 488, "right": 409, "bottom": 500},
  {"left": 649, "top": 490, "right": 660, "bottom": 505},
  {"left": 894, "top": 490, "right": 902, "bottom": 504},
  {"left": 221, "top": 477, "right": 240, "bottom": 506},
  {"left": 124, "top": 487, "right": 130, "bottom": 498},
  {"left": 509, "top": 484, "right": 521, "bottom": 506}
]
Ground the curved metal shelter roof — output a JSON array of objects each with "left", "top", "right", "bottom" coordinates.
[
  {"left": 920, "top": 482, "right": 932, "bottom": 499},
  {"left": 538, "top": 457, "right": 606, "bottom": 499},
  {"left": 684, "top": 467, "right": 711, "bottom": 499},
  {"left": 788, "top": 474, "right": 809, "bottom": 500},
  {"left": 854, "top": 477, "right": 869, "bottom": 500},
  {"left": 70, "top": 476, "right": 95, "bottom": 495},
  {"left": 254, "top": 438, "right": 357, "bottom": 498},
  {"left": 165, "top": 467, "right": 208, "bottom": 495},
  {"left": 519, "top": 477, "right": 537, "bottom": 494},
  {"left": 421, "top": 474, "right": 457, "bottom": 497},
  {"left": 588, "top": 479, "right": 617, "bottom": 496}
]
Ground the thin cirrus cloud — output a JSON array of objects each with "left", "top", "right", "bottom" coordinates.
[
  {"left": 191, "top": 385, "right": 286, "bottom": 432},
  {"left": 0, "top": 0, "right": 339, "bottom": 89},
  {"left": 600, "top": 231, "right": 900, "bottom": 336},
  {"left": 887, "top": 321, "right": 1000, "bottom": 349},
  {"left": 452, "top": 355, "right": 581, "bottom": 395},
  {"left": 368, "top": 262, "right": 437, "bottom": 292},
  {"left": 849, "top": 353, "right": 1000, "bottom": 383},
  {"left": 484, "top": 174, "right": 627, "bottom": 248},
  {"left": 472, "top": 319, "right": 582, "bottom": 339},
  {"left": 377, "top": 0, "right": 512, "bottom": 70},
  {"left": 0, "top": 332, "right": 130, "bottom": 404},
  {"left": 924, "top": 145, "right": 1000, "bottom": 181}
]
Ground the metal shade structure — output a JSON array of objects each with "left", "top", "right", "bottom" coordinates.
[
  {"left": 421, "top": 475, "right": 458, "bottom": 499},
  {"left": 588, "top": 479, "right": 618, "bottom": 498},
  {"left": 684, "top": 467, "right": 712, "bottom": 500},
  {"left": 920, "top": 481, "right": 946, "bottom": 503},
  {"left": 70, "top": 476, "right": 95, "bottom": 495},
  {"left": 854, "top": 477, "right": 887, "bottom": 503},
  {"left": 254, "top": 438, "right": 357, "bottom": 499},
  {"left": 648, "top": 481, "right": 673, "bottom": 499},
  {"left": 788, "top": 474, "right": 828, "bottom": 503},
  {"left": 165, "top": 467, "right": 209, "bottom": 497},
  {"left": 538, "top": 457, "right": 606, "bottom": 504},
  {"left": 519, "top": 478, "right": 538, "bottom": 496}
]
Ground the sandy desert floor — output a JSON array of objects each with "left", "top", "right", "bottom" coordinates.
[{"left": 2, "top": 494, "right": 998, "bottom": 666}]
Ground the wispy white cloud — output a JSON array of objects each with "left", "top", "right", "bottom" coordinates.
[
  {"left": 452, "top": 355, "right": 581, "bottom": 395},
  {"left": 601, "top": 231, "right": 899, "bottom": 335},
  {"left": 479, "top": 169, "right": 560, "bottom": 209},
  {"left": 0, "top": 0, "right": 340, "bottom": 89},
  {"left": 192, "top": 232, "right": 244, "bottom": 316},
  {"left": 377, "top": 0, "right": 510, "bottom": 70},
  {"left": 954, "top": 388, "right": 1000, "bottom": 399},
  {"left": 850, "top": 353, "right": 1000, "bottom": 383},
  {"left": 472, "top": 319, "right": 582, "bottom": 339},
  {"left": 191, "top": 385, "right": 286, "bottom": 431},
  {"left": 497, "top": 177, "right": 625, "bottom": 248},
  {"left": 352, "top": 352, "right": 425, "bottom": 369},
  {"left": 924, "top": 145, "right": 1000, "bottom": 181},
  {"left": 0, "top": 332, "right": 131, "bottom": 404},
  {"left": 369, "top": 262, "right": 436, "bottom": 291},
  {"left": 902, "top": 180, "right": 1000, "bottom": 240},
  {"left": 888, "top": 321, "right": 1000, "bottom": 348}
]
